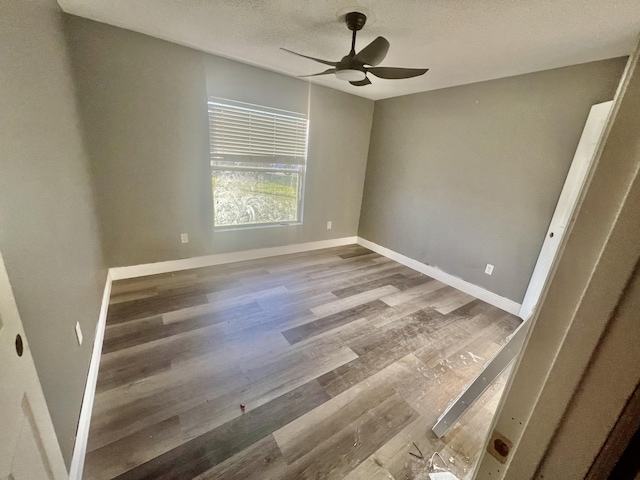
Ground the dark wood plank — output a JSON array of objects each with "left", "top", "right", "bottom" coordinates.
[
  {"left": 84, "top": 416, "right": 182, "bottom": 480},
  {"left": 281, "top": 299, "right": 387, "bottom": 344},
  {"left": 317, "top": 336, "right": 410, "bottom": 397},
  {"left": 102, "top": 301, "right": 263, "bottom": 354},
  {"left": 331, "top": 272, "right": 431, "bottom": 298},
  {"left": 346, "top": 308, "right": 448, "bottom": 355},
  {"left": 95, "top": 352, "right": 172, "bottom": 395},
  {"left": 106, "top": 293, "right": 209, "bottom": 325},
  {"left": 155, "top": 277, "right": 244, "bottom": 298},
  {"left": 276, "top": 393, "right": 419, "bottom": 480},
  {"left": 114, "top": 380, "right": 330, "bottom": 480},
  {"left": 274, "top": 383, "right": 397, "bottom": 463},
  {"left": 193, "top": 435, "right": 286, "bottom": 480},
  {"left": 337, "top": 246, "right": 374, "bottom": 259}
]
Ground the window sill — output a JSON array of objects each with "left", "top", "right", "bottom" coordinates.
[{"left": 214, "top": 222, "right": 303, "bottom": 233}]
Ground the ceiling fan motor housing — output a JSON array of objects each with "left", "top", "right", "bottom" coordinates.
[{"left": 345, "top": 12, "right": 367, "bottom": 31}]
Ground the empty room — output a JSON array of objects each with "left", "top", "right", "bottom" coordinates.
[{"left": 2, "top": 1, "right": 640, "bottom": 480}]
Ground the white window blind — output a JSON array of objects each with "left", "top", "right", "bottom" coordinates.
[{"left": 208, "top": 98, "right": 308, "bottom": 164}]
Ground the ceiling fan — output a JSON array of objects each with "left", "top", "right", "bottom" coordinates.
[{"left": 281, "top": 11, "right": 428, "bottom": 86}]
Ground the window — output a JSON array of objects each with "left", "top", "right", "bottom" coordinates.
[{"left": 208, "top": 98, "right": 308, "bottom": 228}]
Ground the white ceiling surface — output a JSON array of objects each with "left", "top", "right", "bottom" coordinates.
[{"left": 57, "top": 0, "right": 640, "bottom": 101}]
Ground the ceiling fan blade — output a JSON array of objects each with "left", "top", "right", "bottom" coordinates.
[
  {"left": 298, "top": 68, "right": 336, "bottom": 77},
  {"left": 367, "top": 67, "right": 428, "bottom": 79},
  {"left": 298, "top": 68, "right": 336, "bottom": 78},
  {"left": 349, "top": 77, "right": 372, "bottom": 86},
  {"left": 353, "top": 37, "right": 390, "bottom": 66},
  {"left": 280, "top": 48, "right": 337, "bottom": 66}
]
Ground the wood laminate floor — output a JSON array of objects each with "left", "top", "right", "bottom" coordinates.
[{"left": 84, "top": 245, "right": 521, "bottom": 480}]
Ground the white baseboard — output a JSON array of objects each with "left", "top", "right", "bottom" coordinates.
[
  {"left": 356, "top": 237, "right": 522, "bottom": 316},
  {"left": 109, "top": 236, "right": 358, "bottom": 280},
  {"left": 69, "top": 271, "right": 112, "bottom": 480}
]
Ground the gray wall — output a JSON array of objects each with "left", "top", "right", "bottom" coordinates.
[
  {"left": 66, "top": 16, "right": 374, "bottom": 266},
  {"left": 0, "top": 0, "right": 106, "bottom": 466},
  {"left": 358, "top": 58, "right": 626, "bottom": 303}
]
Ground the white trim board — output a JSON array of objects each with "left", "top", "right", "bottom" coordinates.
[
  {"left": 69, "top": 271, "right": 112, "bottom": 480},
  {"left": 356, "top": 237, "right": 522, "bottom": 316},
  {"left": 518, "top": 101, "right": 613, "bottom": 321},
  {"left": 110, "top": 237, "right": 358, "bottom": 280}
]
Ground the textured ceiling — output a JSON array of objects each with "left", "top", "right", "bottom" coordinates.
[{"left": 57, "top": 0, "right": 640, "bottom": 100}]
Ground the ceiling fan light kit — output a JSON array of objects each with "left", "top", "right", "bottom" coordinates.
[
  {"left": 335, "top": 69, "right": 366, "bottom": 81},
  {"left": 282, "top": 11, "right": 428, "bottom": 86}
]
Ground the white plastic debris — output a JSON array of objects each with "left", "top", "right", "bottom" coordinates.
[
  {"left": 426, "top": 452, "right": 448, "bottom": 471},
  {"left": 468, "top": 351, "right": 484, "bottom": 363},
  {"left": 428, "top": 473, "right": 461, "bottom": 480}
]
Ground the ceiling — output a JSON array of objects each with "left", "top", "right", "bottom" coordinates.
[{"left": 57, "top": 0, "right": 640, "bottom": 101}]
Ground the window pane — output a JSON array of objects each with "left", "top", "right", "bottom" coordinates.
[{"left": 212, "top": 169, "right": 300, "bottom": 227}]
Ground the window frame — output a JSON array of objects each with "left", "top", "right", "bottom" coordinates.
[{"left": 208, "top": 98, "right": 309, "bottom": 230}]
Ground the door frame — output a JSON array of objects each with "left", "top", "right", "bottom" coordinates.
[
  {"left": 475, "top": 37, "right": 640, "bottom": 479},
  {"left": 519, "top": 100, "right": 614, "bottom": 321}
]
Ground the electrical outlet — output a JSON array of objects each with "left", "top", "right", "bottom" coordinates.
[
  {"left": 485, "top": 264, "right": 494, "bottom": 275},
  {"left": 181, "top": 233, "right": 189, "bottom": 244},
  {"left": 327, "top": 221, "right": 332, "bottom": 230},
  {"left": 75, "top": 321, "right": 83, "bottom": 345}
]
